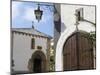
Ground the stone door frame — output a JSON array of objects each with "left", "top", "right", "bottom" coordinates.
[{"left": 28, "top": 51, "right": 47, "bottom": 73}]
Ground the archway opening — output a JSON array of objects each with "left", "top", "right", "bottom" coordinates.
[
  {"left": 33, "top": 55, "right": 42, "bottom": 73},
  {"left": 29, "top": 51, "right": 47, "bottom": 73},
  {"left": 63, "top": 32, "right": 94, "bottom": 71}
]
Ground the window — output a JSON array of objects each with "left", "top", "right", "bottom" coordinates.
[
  {"left": 77, "top": 11, "right": 81, "bottom": 21},
  {"left": 76, "top": 8, "right": 83, "bottom": 21},
  {"left": 31, "top": 38, "right": 35, "bottom": 49}
]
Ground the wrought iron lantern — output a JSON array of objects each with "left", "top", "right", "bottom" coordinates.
[{"left": 34, "top": 4, "right": 43, "bottom": 22}]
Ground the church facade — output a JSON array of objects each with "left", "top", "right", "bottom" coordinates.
[{"left": 11, "top": 27, "right": 52, "bottom": 74}]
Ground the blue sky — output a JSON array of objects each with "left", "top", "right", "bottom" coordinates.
[{"left": 12, "top": 1, "right": 54, "bottom": 37}]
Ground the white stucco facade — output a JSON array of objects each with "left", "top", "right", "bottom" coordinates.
[
  {"left": 12, "top": 28, "right": 51, "bottom": 72},
  {"left": 61, "top": 4, "right": 95, "bottom": 33},
  {"left": 55, "top": 4, "right": 96, "bottom": 71}
]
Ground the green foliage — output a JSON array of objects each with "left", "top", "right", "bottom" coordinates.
[
  {"left": 89, "top": 31, "right": 96, "bottom": 42},
  {"left": 49, "top": 55, "right": 55, "bottom": 71},
  {"left": 86, "top": 31, "right": 96, "bottom": 45},
  {"left": 81, "top": 31, "right": 96, "bottom": 45}
]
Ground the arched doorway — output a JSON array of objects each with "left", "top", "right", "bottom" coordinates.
[
  {"left": 28, "top": 51, "right": 47, "bottom": 73},
  {"left": 63, "top": 32, "right": 94, "bottom": 71}
]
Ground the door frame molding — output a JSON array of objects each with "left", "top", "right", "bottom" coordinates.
[{"left": 28, "top": 50, "right": 47, "bottom": 72}]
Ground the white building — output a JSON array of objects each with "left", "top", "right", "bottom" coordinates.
[
  {"left": 11, "top": 27, "right": 52, "bottom": 74},
  {"left": 11, "top": 3, "right": 96, "bottom": 73},
  {"left": 54, "top": 4, "right": 96, "bottom": 71}
]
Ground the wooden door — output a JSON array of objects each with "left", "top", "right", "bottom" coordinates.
[{"left": 63, "top": 32, "right": 94, "bottom": 71}]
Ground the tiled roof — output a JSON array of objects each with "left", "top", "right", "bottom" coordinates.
[{"left": 11, "top": 28, "right": 52, "bottom": 39}]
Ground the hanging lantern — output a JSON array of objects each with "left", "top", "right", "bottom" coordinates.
[{"left": 34, "top": 4, "right": 43, "bottom": 22}]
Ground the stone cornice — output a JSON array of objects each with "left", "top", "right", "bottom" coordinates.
[{"left": 12, "top": 30, "right": 51, "bottom": 39}]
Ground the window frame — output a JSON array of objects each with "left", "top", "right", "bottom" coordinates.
[{"left": 76, "top": 8, "right": 84, "bottom": 21}]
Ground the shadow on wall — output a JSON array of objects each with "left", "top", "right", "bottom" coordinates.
[{"left": 61, "top": 22, "right": 67, "bottom": 33}]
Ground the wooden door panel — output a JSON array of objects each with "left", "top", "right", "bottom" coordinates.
[
  {"left": 63, "top": 34, "right": 77, "bottom": 70},
  {"left": 63, "top": 32, "right": 94, "bottom": 71}
]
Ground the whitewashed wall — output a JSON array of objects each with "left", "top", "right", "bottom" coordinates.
[
  {"left": 61, "top": 4, "right": 95, "bottom": 33},
  {"left": 55, "top": 4, "right": 95, "bottom": 71},
  {"left": 13, "top": 32, "right": 48, "bottom": 72}
]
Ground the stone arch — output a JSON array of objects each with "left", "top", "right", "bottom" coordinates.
[
  {"left": 55, "top": 23, "right": 95, "bottom": 71},
  {"left": 28, "top": 51, "right": 47, "bottom": 73},
  {"left": 55, "top": 25, "right": 76, "bottom": 71}
]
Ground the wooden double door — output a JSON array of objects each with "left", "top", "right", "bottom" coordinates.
[{"left": 63, "top": 32, "right": 94, "bottom": 71}]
